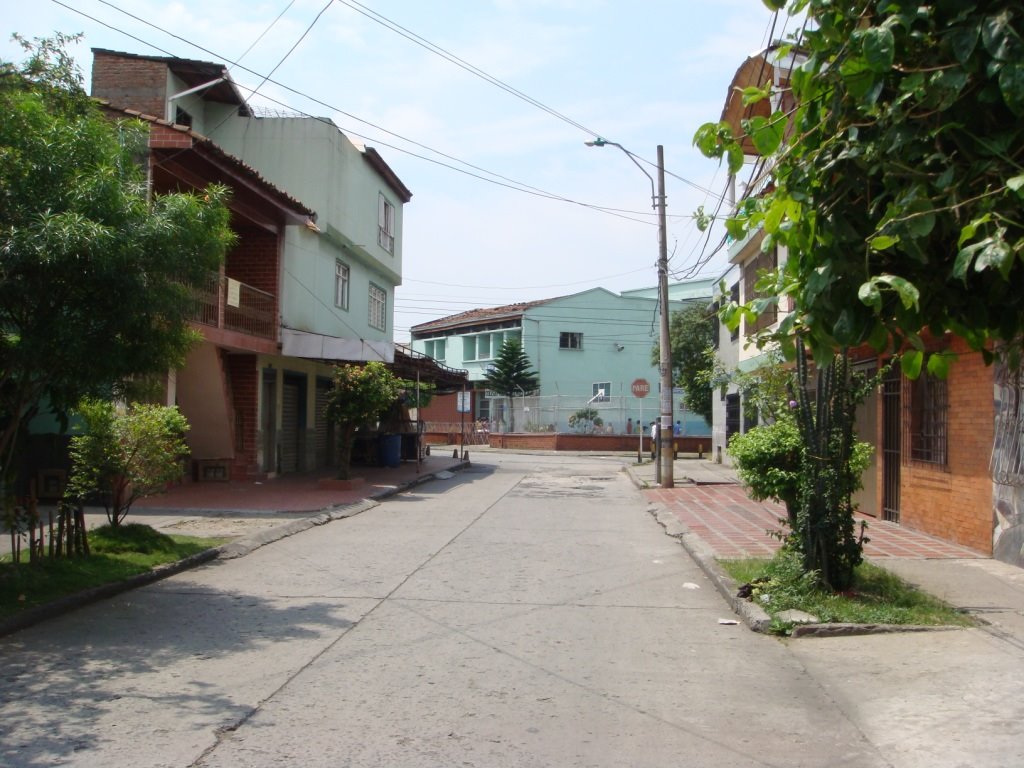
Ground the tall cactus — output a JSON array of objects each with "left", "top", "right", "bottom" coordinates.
[{"left": 789, "top": 341, "right": 871, "bottom": 590}]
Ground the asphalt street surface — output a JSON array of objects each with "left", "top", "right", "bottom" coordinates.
[{"left": 1, "top": 452, "right": 1021, "bottom": 767}]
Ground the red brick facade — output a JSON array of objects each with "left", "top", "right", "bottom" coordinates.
[
  {"left": 224, "top": 354, "right": 261, "bottom": 479},
  {"left": 226, "top": 228, "right": 280, "bottom": 315},
  {"left": 896, "top": 337, "right": 994, "bottom": 553},
  {"left": 91, "top": 51, "right": 167, "bottom": 118}
]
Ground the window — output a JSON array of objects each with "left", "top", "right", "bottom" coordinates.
[
  {"left": 368, "top": 283, "right": 386, "bottom": 331},
  {"left": 378, "top": 194, "right": 395, "bottom": 253},
  {"left": 174, "top": 106, "right": 193, "bottom": 128},
  {"left": 907, "top": 372, "right": 948, "bottom": 465},
  {"left": 729, "top": 283, "right": 740, "bottom": 342},
  {"left": 559, "top": 332, "right": 583, "bottom": 350},
  {"left": 463, "top": 333, "right": 500, "bottom": 362},
  {"left": 424, "top": 339, "right": 445, "bottom": 361},
  {"left": 334, "top": 261, "right": 350, "bottom": 310},
  {"left": 592, "top": 382, "right": 611, "bottom": 403}
]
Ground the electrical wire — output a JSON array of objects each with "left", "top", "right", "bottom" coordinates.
[{"left": 67, "top": 0, "right": 678, "bottom": 227}]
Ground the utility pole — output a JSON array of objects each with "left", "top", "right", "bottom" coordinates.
[
  {"left": 584, "top": 138, "right": 674, "bottom": 488},
  {"left": 656, "top": 145, "right": 674, "bottom": 488}
]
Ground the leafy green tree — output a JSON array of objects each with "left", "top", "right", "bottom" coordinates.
[
  {"left": 696, "top": 1, "right": 1024, "bottom": 374},
  {"left": 696, "top": 1, "right": 1024, "bottom": 588},
  {"left": 653, "top": 303, "right": 715, "bottom": 424},
  {"left": 66, "top": 400, "right": 190, "bottom": 526},
  {"left": 483, "top": 340, "right": 539, "bottom": 432},
  {"left": 568, "top": 407, "right": 603, "bottom": 433},
  {"left": 0, "top": 34, "right": 234, "bottom": 499},
  {"left": 325, "top": 362, "right": 402, "bottom": 480}
]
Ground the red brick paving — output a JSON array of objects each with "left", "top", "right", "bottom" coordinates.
[
  {"left": 646, "top": 485, "right": 985, "bottom": 560},
  {"left": 134, "top": 454, "right": 465, "bottom": 513}
]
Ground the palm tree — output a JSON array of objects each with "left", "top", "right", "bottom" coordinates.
[{"left": 484, "top": 340, "right": 539, "bottom": 432}]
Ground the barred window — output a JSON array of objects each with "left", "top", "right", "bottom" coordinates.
[{"left": 907, "top": 373, "right": 948, "bottom": 465}]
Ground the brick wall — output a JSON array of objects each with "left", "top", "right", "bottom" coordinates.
[
  {"left": 899, "top": 337, "right": 994, "bottom": 554},
  {"left": 226, "top": 227, "right": 281, "bottom": 319},
  {"left": 224, "top": 354, "right": 261, "bottom": 479},
  {"left": 420, "top": 392, "right": 462, "bottom": 422},
  {"left": 149, "top": 123, "right": 194, "bottom": 150},
  {"left": 91, "top": 51, "right": 168, "bottom": 119}
]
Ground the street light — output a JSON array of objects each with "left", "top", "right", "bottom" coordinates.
[{"left": 585, "top": 138, "right": 673, "bottom": 487}]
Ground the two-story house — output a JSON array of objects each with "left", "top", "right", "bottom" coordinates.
[
  {"left": 411, "top": 285, "right": 712, "bottom": 438},
  {"left": 88, "top": 49, "right": 422, "bottom": 480}
]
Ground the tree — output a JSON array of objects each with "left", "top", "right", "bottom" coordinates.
[
  {"left": 696, "top": 1, "right": 1024, "bottom": 373},
  {"left": 483, "top": 340, "right": 539, "bottom": 432},
  {"left": 568, "top": 407, "right": 603, "bottom": 433},
  {"left": 0, "top": 35, "right": 234, "bottom": 499},
  {"left": 694, "top": 1, "right": 1024, "bottom": 588},
  {"left": 325, "top": 362, "right": 402, "bottom": 480},
  {"left": 653, "top": 303, "right": 715, "bottom": 424},
  {"left": 66, "top": 400, "right": 190, "bottom": 526}
]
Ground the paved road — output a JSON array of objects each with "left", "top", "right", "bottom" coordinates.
[{"left": 1, "top": 453, "right": 1019, "bottom": 766}]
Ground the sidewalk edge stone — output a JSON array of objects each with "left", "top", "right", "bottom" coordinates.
[{"left": 0, "top": 461, "right": 471, "bottom": 636}]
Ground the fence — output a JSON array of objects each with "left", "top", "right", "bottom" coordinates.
[
  {"left": 191, "top": 272, "right": 276, "bottom": 340},
  {"left": 429, "top": 394, "right": 710, "bottom": 438}
]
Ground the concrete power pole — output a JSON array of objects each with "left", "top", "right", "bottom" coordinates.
[{"left": 656, "top": 145, "right": 674, "bottom": 488}]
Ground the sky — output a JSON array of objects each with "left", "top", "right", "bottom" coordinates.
[{"left": 1, "top": 0, "right": 791, "bottom": 341}]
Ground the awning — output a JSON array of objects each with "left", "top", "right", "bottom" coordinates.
[{"left": 281, "top": 328, "right": 394, "bottom": 363}]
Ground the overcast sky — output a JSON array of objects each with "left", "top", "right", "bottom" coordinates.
[{"left": 2, "top": 0, "right": 788, "bottom": 340}]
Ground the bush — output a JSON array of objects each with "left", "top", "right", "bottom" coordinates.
[
  {"left": 727, "top": 414, "right": 802, "bottom": 525},
  {"left": 66, "top": 399, "right": 190, "bottom": 526}
]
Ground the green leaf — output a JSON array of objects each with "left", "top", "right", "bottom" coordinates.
[
  {"left": 974, "top": 236, "right": 1013, "bottom": 279},
  {"left": 1008, "top": 174, "right": 1024, "bottom": 194},
  {"left": 693, "top": 122, "right": 725, "bottom": 157},
  {"left": 901, "top": 349, "right": 923, "bottom": 379},
  {"left": 858, "top": 281, "right": 882, "bottom": 310},
  {"left": 877, "top": 275, "right": 920, "bottom": 309},
  {"left": 870, "top": 235, "right": 899, "bottom": 250},
  {"left": 740, "top": 84, "right": 770, "bottom": 106},
  {"left": 867, "top": 322, "right": 889, "bottom": 352},
  {"left": 725, "top": 215, "right": 748, "bottom": 240},
  {"left": 764, "top": 196, "right": 787, "bottom": 234},
  {"left": 862, "top": 26, "right": 895, "bottom": 72},
  {"left": 926, "top": 352, "right": 956, "bottom": 379},
  {"left": 1000, "top": 62, "right": 1024, "bottom": 115},
  {"left": 958, "top": 214, "right": 991, "bottom": 247},
  {"left": 953, "top": 240, "right": 985, "bottom": 282},
  {"left": 726, "top": 143, "right": 745, "bottom": 175},
  {"left": 948, "top": 24, "right": 979, "bottom": 64}
]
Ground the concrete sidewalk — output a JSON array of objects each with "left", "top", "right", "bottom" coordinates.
[
  {"left": 3, "top": 451, "right": 470, "bottom": 554},
  {"left": 633, "top": 456, "right": 1024, "bottom": 645}
]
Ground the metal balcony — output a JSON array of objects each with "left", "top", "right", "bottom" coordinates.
[{"left": 192, "top": 272, "right": 276, "bottom": 341}]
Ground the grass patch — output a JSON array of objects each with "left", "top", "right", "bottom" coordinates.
[
  {"left": 0, "top": 524, "right": 226, "bottom": 620},
  {"left": 722, "top": 549, "right": 974, "bottom": 634}
]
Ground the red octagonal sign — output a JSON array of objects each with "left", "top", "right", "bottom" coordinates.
[{"left": 631, "top": 378, "right": 651, "bottom": 398}]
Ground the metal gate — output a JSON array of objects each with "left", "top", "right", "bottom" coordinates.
[
  {"left": 280, "top": 380, "right": 301, "bottom": 474},
  {"left": 314, "top": 380, "right": 334, "bottom": 469},
  {"left": 882, "top": 365, "right": 901, "bottom": 523}
]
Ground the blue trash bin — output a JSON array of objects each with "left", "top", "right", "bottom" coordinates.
[{"left": 379, "top": 434, "right": 402, "bottom": 467}]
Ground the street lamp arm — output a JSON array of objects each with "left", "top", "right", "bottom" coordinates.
[
  {"left": 584, "top": 138, "right": 674, "bottom": 488},
  {"left": 584, "top": 138, "right": 656, "bottom": 208}
]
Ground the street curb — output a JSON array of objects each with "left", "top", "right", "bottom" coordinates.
[
  {"left": 0, "top": 461, "right": 471, "bottom": 638},
  {"left": 625, "top": 465, "right": 973, "bottom": 639},
  {"left": 622, "top": 464, "right": 772, "bottom": 634}
]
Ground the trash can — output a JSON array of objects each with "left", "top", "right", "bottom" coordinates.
[{"left": 379, "top": 434, "right": 402, "bottom": 467}]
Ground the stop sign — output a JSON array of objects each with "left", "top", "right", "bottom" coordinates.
[{"left": 631, "top": 378, "right": 650, "bottom": 398}]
